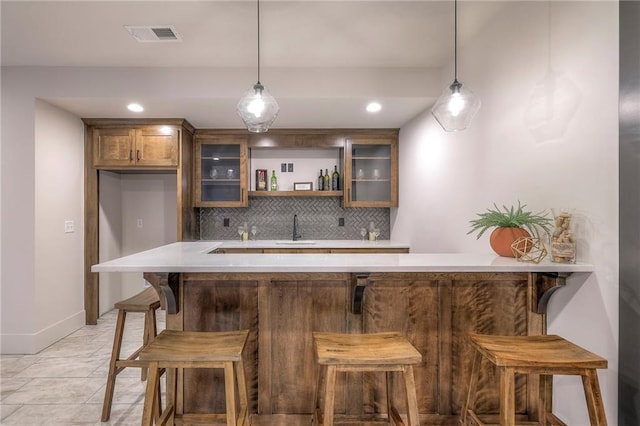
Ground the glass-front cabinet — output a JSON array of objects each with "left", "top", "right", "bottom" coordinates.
[
  {"left": 194, "top": 135, "right": 248, "bottom": 207},
  {"left": 344, "top": 136, "right": 398, "bottom": 207}
]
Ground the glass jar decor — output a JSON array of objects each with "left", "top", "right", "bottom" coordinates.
[{"left": 550, "top": 209, "right": 576, "bottom": 263}]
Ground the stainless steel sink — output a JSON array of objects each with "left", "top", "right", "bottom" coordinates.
[{"left": 275, "top": 240, "right": 317, "bottom": 245}]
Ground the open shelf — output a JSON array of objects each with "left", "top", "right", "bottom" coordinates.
[{"left": 249, "top": 190, "right": 343, "bottom": 197}]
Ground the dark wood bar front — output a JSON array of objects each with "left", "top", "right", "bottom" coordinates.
[{"left": 144, "top": 270, "right": 566, "bottom": 425}]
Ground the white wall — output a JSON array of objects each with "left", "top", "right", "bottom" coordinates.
[
  {"left": 99, "top": 172, "right": 178, "bottom": 310},
  {"left": 1, "top": 77, "right": 37, "bottom": 353},
  {"left": 392, "top": 1, "right": 618, "bottom": 424},
  {"left": 119, "top": 174, "right": 177, "bottom": 300},
  {"left": 33, "top": 99, "right": 86, "bottom": 349},
  {"left": 0, "top": 99, "right": 84, "bottom": 354}
]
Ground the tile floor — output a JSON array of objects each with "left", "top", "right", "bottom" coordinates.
[{"left": 0, "top": 309, "right": 166, "bottom": 425}]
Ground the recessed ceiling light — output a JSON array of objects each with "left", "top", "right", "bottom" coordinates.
[
  {"left": 366, "top": 102, "right": 382, "bottom": 113},
  {"left": 127, "top": 103, "right": 144, "bottom": 112}
]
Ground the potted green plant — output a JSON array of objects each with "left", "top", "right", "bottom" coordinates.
[{"left": 468, "top": 201, "right": 552, "bottom": 257}]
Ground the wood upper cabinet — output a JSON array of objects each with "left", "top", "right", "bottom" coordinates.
[
  {"left": 343, "top": 135, "right": 398, "bottom": 207},
  {"left": 194, "top": 134, "right": 249, "bottom": 207},
  {"left": 92, "top": 126, "right": 179, "bottom": 168}
]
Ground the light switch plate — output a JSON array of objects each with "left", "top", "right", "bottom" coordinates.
[
  {"left": 288, "top": 163, "right": 294, "bottom": 172},
  {"left": 281, "top": 163, "right": 287, "bottom": 172},
  {"left": 64, "top": 220, "right": 74, "bottom": 233}
]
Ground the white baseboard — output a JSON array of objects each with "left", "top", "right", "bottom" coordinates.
[{"left": 0, "top": 310, "right": 86, "bottom": 355}]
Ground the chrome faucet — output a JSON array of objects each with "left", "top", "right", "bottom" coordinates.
[{"left": 293, "top": 214, "right": 302, "bottom": 241}]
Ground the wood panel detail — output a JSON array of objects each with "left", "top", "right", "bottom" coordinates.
[
  {"left": 159, "top": 271, "right": 547, "bottom": 425},
  {"left": 182, "top": 280, "right": 259, "bottom": 415}
]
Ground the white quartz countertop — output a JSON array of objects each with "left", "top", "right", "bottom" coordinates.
[{"left": 92, "top": 242, "right": 594, "bottom": 274}]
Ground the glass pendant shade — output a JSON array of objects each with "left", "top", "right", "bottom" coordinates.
[
  {"left": 431, "top": 79, "right": 481, "bottom": 132},
  {"left": 237, "top": 82, "right": 279, "bottom": 133}
]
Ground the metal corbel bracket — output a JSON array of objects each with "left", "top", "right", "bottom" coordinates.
[
  {"left": 143, "top": 272, "right": 180, "bottom": 314},
  {"left": 534, "top": 272, "right": 572, "bottom": 314},
  {"left": 351, "top": 273, "right": 370, "bottom": 314}
]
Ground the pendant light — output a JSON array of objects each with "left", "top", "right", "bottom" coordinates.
[
  {"left": 237, "top": 0, "right": 279, "bottom": 133},
  {"left": 431, "top": 0, "right": 480, "bottom": 132}
]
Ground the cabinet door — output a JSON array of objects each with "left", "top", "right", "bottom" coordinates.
[
  {"left": 92, "top": 126, "right": 179, "bottom": 168},
  {"left": 92, "top": 128, "right": 135, "bottom": 167},
  {"left": 135, "top": 127, "right": 179, "bottom": 166},
  {"left": 194, "top": 136, "right": 248, "bottom": 207},
  {"left": 344, "top": 137, "right": 398, "bottom": 207}
]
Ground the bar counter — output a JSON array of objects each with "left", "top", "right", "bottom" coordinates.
[{"left": 92, "top": 242, "right": 593, "bottom": 425}]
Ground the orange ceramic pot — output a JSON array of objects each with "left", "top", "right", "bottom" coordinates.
[{"left": 489, "top": 227, "right": 531, "bottom": 257}]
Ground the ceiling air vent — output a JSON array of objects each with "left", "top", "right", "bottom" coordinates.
[{"left": 124, "top": 25, "right": 182, "bottom": 42}]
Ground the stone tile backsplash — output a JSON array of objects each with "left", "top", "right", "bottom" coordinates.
[{"left": 199, "top": 197, "right": 389, "bottom": 241}]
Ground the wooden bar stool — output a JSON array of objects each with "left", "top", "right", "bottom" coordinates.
[
  {"left": 140, "top": 329, "right": 250, "bottom": 426},
  {"left": 312, "top": 332, "right": 422, "bottom": 426},
  {"left": 461, "top": 333, "right": 608, "bottom": 426},
  {"left": 101, "top": 287, "right": 161, "bottom": 422}
]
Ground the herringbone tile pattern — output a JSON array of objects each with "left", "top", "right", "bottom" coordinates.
[{"left": 200, "top": 197, "right": 390, "bottom": 241}]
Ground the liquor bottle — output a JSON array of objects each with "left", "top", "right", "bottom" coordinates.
[
  {"left": 270, "top": 170, "right": 278, "bottom": 191},
  {"left": 323, "top": 168, "right": 330, "bottom": 190},
  {"left": 331, "top": 165, "right": 340, "bottom": 191},
  {"left": 318, "top": 169, "right": 324, "bottom": 191}
]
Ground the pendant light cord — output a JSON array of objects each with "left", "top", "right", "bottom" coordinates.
[
  {"left": 454, "top": 0, "right": 458, "bottom": 82},
  {"left": 257, "top": 0, "right": 261, "bottom": 83}
]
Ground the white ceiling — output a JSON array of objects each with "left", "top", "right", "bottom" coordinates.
[{"left": 1, "top": 0, "right": 507, "bottom": 128}]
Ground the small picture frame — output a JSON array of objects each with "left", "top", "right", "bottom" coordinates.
[
  {"left": 255, "top": 169, "right": 268, "bottom": 191},
  {"left": 294, "top": 182, "right": 313, "bottom": 191}
]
